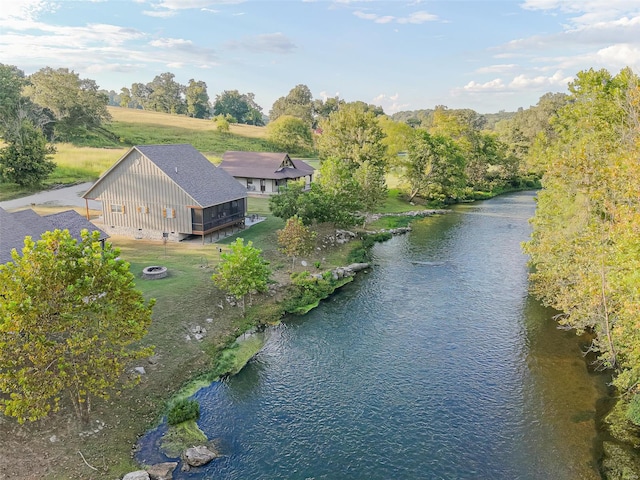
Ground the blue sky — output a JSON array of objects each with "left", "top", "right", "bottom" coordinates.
[{"left": 1, "top": 0, "right": 639, "bottom": 115}]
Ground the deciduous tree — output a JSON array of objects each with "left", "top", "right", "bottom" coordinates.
[
  {"left": 278, "top": 215, "right": 316, "bottom": 268},
  {"left": 0, "top": 230, "right": 154, "bottom": 423},
  {"left": 0, "top": 120, "right": 56, "bottom": 187},
  {"left": 24, "top": 67, "right": 111, "bottom": 139},
  {"left": 212, "top": 238, "right": 271, "bottom": 312},
  {"left": 266, "top": 115, "right": 314, "bottom": 154}
]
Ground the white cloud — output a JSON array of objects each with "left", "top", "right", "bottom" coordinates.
[
  {"left": 0, "top": 0, "right": 57, "bottom": 22},
  {"left": 372, "top": 92, "right": 408, "bottom": 114},
  {"left": 461, "top": 79, "right": 506, "bottom": 93},
  {"left": 353, "top": 9, "right": 438, "bottom": 24},
  {"left": 156, "top": 0, "right": 244, "bottom": 9},
  {"left": 142, "top": 9, "right": 176, "bottom": 17},
  {"left": 224, "top": 33, "right": 297, "bottom": 54},
  {"left": 475, "top": 64, "right": 518, "bottom": 74}
]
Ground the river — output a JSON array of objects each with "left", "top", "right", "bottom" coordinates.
[{"left": 138, "top": 191, "right": 610, "bottom": 479}]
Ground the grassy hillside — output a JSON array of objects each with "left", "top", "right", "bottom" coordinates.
[
  {"left": 0, "top": 108, "right": 282, "bottom": 201},
  {"left": 105, "top": 106, "right": 275, "bottom": 156}
]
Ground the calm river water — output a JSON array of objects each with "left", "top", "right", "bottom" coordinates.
[{"left": 139, "top": 191, "right": 610, "bottom": 479}]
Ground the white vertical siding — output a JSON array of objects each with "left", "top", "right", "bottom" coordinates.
[{"left": 91, "top": 150, "right": 195, "bottom": 234}]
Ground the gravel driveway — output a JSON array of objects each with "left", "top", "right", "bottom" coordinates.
[{"left": 0, "top": 182, "right": 101, "bottom": 211}]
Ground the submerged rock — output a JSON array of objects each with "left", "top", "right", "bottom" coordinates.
[
  {"left": 147, "top": 462, "right": 178, "bottom": 480},
  {"left": 183, "top": 445, "right": 218, "bottom": 467},
  {"left": 122, "top": 471, "right": 150, "bottom": 480}
]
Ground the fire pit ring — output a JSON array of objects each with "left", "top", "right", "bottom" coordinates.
[{"left": 142, "top": 265, "right": 168, "bottom": 280}]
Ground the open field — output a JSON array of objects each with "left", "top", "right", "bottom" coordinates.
[{"left": 106, "top": 106, "right": 274, "bottom": 156}]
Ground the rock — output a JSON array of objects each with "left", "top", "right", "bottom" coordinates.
[
  {"left": 49, "top": 435, "right": 58, "bottom": 443},
  {"left": 147, "top": 462, "right": 178, "bottom": 480},
  {"left": 205, "top": 318, "right": 213, "bottom": 323},
  {"left": 194, "top": 333, "right": 204, "bottom": 341},
  {"left": 122, "top": 471, "right": 150, "bottom": 480},
  {"left": 300, "top": 260, "right": 308, "bottom": 267},
  {"left": 184, "top": 445, "right": 218, "bottom": 467},
  {"left": 192, "top": 325, "right": 206, "bottom": 334},
  {"left": 346, "top": 263, "right": 369, "bottom": 272},
  {"left": 134, "top": 366, "right": 146, "bottom": 375},
  {"left": 147, "top": 355, "right": 159, "bottom": 365}
]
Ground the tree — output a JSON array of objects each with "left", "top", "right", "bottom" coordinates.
[
  {"left": 213, "top": 90, "right": 263, "bottom": 125},
  {"left": 403, "top": 130, "right": 466, "bottom": 203},
  {"left": 147, "top": 72, "right": 185, "bottom": 114},
  {"left": 315, "top": 102, "right": 388, "bottom": 209},
  {"left": 0, "top": 64, "right": 27, "bottom": 135},
  {"left": 0, "top": 230, "right": 154, "bottom": 424},
  {"left": 266, "top": 115, "right": 314, "bottom": 154},
  {"left": 269, "top": 84, "right": 314, "bottom": 126},
  {"left": 212, "top": 238, "right": 271, "bottom": 312},
  {"left": 119, "top": 87, "right": 133, "bottom": 108},
  {"left": 278, "top": 216, "right": 316, "bottom": 268},
  {"left": 24, "top": 67, "right": 111, "bottom": 139},
  {"left": 0, "top": 120, "right": 56, "bottom": 187},
  {"left": 524, "top": 67, "right": 640, "bottom": 393},
  {"left": 313, "top": 96, "right": 343, "bottom": 127},
  {"left": 269, "top": 179, "right": 361, "bottom": 227},
  {"left": 185, "top": 79, "right": 210, "bottom": 118},
  {"left": 213, "top": 114, "right": 230, "bottom": 132}
]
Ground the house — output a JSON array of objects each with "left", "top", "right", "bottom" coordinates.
[
  {"left": 0, "top": 206, "right": 109, "bottom": 265},
  {"left": 219, "top": 151, "right": 315, "bottom": 194},
  {"left": 82, "top": 144, "right": 248, "bottom": 242}
]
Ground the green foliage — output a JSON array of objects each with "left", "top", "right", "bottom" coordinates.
[
  {"left": 524, "top": 67, "right": 640, "bottom": 390},
  {"left": 282, "top": 271, "right": 338, "bottom": 314},
  {"left": 212, "top": 238, "right": 271, "bottom": 312},
  {"left": 213, "top": 114, "right": 230, "bottom": 132},
  {"left": 185, "top": 79, "right": 210, "bottom": 119},
  {"left": 266, "top": 115, "right": 314, "bottom": 155},
  {"left": 346, "top": 232, "right": 392, "bottom": 263},
  {"left": 167, "top": 398, "right": 200, "bottom": 425},
  {"left": 0, "top": 121, "right": 56, "bottom": 187},
  {"left": 626, "top": 395, "right": 640, "bottom": 427},
  {"left": 269, "top": 180, "right": 361, "bottom": 227},
  {"left": 277, "top": 215, "right": 316, "bottom": 268},
  {"left": 269, "top": 84, "right": 314, "bottom": 126},
  {"left": 24, "top": 67, "right": 111, "bottom": 139},
  {"left": 0, "top": 230, "right": 155, "bottom": 423},
  {"left": 213, "top": 90, "right": 264, "bottom": 126},
  {"left": 404, "top": 130, "right": 466, "bottom": 204},
  {"left": 316, "top": 102, "right": 388, "bottom": 209}
]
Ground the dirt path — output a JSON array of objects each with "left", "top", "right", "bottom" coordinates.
[{"left": 0, "top": 182, "right": 101, "bottom": 211}]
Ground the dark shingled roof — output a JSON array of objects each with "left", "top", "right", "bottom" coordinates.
[
  {"left": 0, "top": 207, "right": 108, "bottom": 265},
  {"left": 219, "top": 151, "right": 315, "bottom": 180},
  {"left": 84, "top": 144, "right": 247, "bottom": 207}
]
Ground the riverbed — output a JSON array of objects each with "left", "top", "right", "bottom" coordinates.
[{"left": 138, "top": 191, "right": 610, "bottom": 479}]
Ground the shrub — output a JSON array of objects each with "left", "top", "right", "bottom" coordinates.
[
  {"left": 167, "top": 398, "right": 200, "bottom": 425},
  {"left": 626, "top": 394, "right": 640, "bottom": 426}
]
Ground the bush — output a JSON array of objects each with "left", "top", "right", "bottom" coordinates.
[
  {"left": 626, "top": 394, "right": 640, "bottom": 426},
  {"left": 167, "top": 398, "right": 200, "bottom": 425}
]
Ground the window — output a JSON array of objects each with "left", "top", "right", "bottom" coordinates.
[
  {"left": 162, "top": 207, "right": 176, "bottom": 219},
  {"left": 137, "top": 205, "right": 149, "bottom": 214},
  {"left": 110, "top": 204, "right": 125, "bottom": 214}
]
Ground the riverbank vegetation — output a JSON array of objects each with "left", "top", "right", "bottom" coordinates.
[
  {"left": 2, "top": 60, "right": 638, "bottom": 477},
  {"left": 523, "top": 67, "right": 640, "bottom": 474}
]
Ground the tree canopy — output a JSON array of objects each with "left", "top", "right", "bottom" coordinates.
[
  {"left": 0, "top": 230, "right": 154, "bottom": 423},
  {"left": 524, "top": 67, "right": 640, "bottom": 401},
  {"left": 266, "top": 115, "right": 314, "bottom": 155},
  {"left": 212, "top": 238, "right": 271, "bottom": 312},
  {"left": 315, "top": 102, "right": 388, "bottom": 209},
  {"left": 213, "top": 90, "right": 264, "bottom": 125},
  {"left": 269, "top": 84, "right": 314, "bottom": 126},
  {"left": 24, "top": 67, "right": 111, "bottom": 139}
]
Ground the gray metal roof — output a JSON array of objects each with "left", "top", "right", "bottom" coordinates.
[
  {"left": 219, "top": 151, "right": 315, "bottom": 180},
  {"left": 0, "top": 207, "right": 108, "bottom": 265},
  {"left": 85, "top": 144, "right": 247, "bottom": 207}
]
